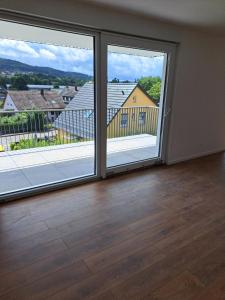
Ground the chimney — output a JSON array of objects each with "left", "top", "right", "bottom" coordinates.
[
  {"left": 75, "top": 86, "right": 78, "bottom": 92},
  {"left": 41, "top": 89, "right": 47, "bottom": 102}
]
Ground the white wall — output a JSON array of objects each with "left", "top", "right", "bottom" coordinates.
[
  {"left": 1, "top": 0, "right": 225, "bottom": 163},
  {"left": 168, "top": 33, "right": 225, "bottom": 163},
  {"left": 3, "top": 95, "right": 17, "bottom": 111}
]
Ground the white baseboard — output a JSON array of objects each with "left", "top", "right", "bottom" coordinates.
[{"left": 166, "top": 147, "right": 225, "bottom": 165}]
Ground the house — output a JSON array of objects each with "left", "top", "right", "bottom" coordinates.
[
  {"left": 59, "top": 86, "right": 80, "bottom": 104},
  {"left": 6, "top": 84, "right": 66, "bottom": 93},
  {"left": 3, "top": 90, "right": 65, "bottom": 120},
  {"left": 3, "top": 90, "right": 65, "bottom": 110},
  {"left": 55, "top": 82, "right": 158, "bottom": 139},
  {"left": 0, "top": 87, "right": 7, "bottom": 108},
  {"left": 27, "top": 84, "right": 66, "bottom": 93},
  {"left": 27, "top": 84, "right": 53, "bottom": 91},
  {"left": 0, "top": 87, "right": 7, "bottom": 100}
]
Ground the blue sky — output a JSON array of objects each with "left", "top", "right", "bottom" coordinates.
[{"left": 0, "top": 38, "right": 164, "bottom": 81}]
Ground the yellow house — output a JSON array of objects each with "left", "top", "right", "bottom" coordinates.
[
  {"left": 55, "top": 82, "right": 159, "bottom": 139},
  {"left": 107, "top": 84, "right": 158, "bottom": 138}
]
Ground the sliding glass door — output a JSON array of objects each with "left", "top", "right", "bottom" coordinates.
[
  {"left": 0, "top": 20, "right": 97, "bottom": 197},
  {"left": 100, "top": 33, "right": 176, "bottom": 174},
  {"left": 0, "top": 15, "right": 176, "bottom": 200}
]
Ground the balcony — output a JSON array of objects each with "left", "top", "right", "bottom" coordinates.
[{"left": 0, "top": 107, "right": 159, "bottom": 195}]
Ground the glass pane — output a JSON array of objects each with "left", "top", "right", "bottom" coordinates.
[
  {"left": 106, "top": 45, "right": 166, "bottom": 168},
  {"left": 0, "top": 20, "right": 95, "bottom": 195}
]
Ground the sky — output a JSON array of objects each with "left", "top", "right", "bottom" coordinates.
[{"left": 0, "top": 38, "right": 164, "bottom": 81}]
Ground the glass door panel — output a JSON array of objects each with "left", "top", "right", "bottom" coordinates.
[
  {"left": 0, "top": 20, "right": 96, "bottom": 196},
  {"left": 106, "top": 44, "right": 167, "bottom": 168}
]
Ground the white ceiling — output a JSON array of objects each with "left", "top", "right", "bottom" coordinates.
[{"left": 83, "top": 0, "right": 225, "bottom": 33}]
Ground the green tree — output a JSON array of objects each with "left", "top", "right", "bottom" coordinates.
[
  {"left": 111, "top": 77, "right": 120, "bottom": 83},
  {"left": 5, "top": 72, "right": 89, "bottom": 88},
  {"left": 148, "top": 81, "right": 161, "bottom": 105},
  {"left": 138, "top": 76, "right": 161, "bottom": 92},
  {"left": 0, "top": 76, "right": 7, "bottom": 89},
  {"left": 138, "top": 76, "right": 161, "bottom": 105},
  {"left": 11, "top": 75, "right": 28, "bottom": 90}
]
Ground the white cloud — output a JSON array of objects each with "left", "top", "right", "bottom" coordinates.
[
  {"left": 0, "top": 39, "right": 39, "bottom": 58},
  {"left": 39, "top": 48, "right": 56, "bottom": 60},
  {"left": 0, "top": 39, "right": 93, "bottom": 74},
  {"left": 0, "top": 48, "right": 19, "bottom": 58},
  {"left": 45, "top": 44, "right": 92, "bottom": 62},
  {"left": 63, "top": 48, "right": 92, "bottom": 62},
  {"left": 108, "top": 53, "right": 164, "bottom": 80},
  {"left": 42, "top": 44, "right": 93, "bottom": 74}
]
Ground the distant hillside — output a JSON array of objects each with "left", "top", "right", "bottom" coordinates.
[{"left": 0, "top": 58, "right": 91, "bottom": 80}]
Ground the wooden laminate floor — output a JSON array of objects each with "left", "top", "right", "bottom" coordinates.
[{"left": 1, "top": 153, "right": 225, "bottom": 299}]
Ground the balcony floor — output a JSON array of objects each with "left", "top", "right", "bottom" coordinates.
[{"left": 0, "top": 134, "right": 158, "bottom": 195}]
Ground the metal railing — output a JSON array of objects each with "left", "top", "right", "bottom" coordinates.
[
  {"left": 0, "top": 106, "right": 159, "bottom": 151},
  {"left": 107, "top": 106, "right": 159, "bottom": 139}
]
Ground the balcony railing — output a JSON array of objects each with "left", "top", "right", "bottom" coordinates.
[
  {"left": 107, "top": 106, "right": 159, "bottom": 139},
  {"left": 0, "top": 106, "right": 159, "bottom": 152}
]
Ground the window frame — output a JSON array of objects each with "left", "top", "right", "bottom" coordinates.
[
  {"left": 120, "top": 113, "right": 128, "bottom": 128},
  {"left": 0, "top": 13, "right": 102, "bottom": 202},
  {"left": 138, "top": 111, "right": 146, "bottom": 126},
  {"left": 101, "top": 32, "right": 177, "bottom": 175}
]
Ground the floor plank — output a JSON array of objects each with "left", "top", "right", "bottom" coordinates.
[
  {"left": 150, "top": 271, "right": 204, "bottom": 300},
  {"left": 0, "top": 260, "right": 91, "bottom": 300},
  {"left": 1, "top": 153, "right": 225, "bottom": 299}
]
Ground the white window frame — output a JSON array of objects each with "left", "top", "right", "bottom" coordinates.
[{"left": 101, "top": 32, "right": 177, "bottom": 176}]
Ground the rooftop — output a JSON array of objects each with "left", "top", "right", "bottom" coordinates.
[
  {"left": 6, "top": 90, "right": 65, "bottom": 110},
  {"left": 55, "top": 82, "right": 155, "bottom": 138},
  {"left": 59, "top": 86, "right": 80, "bottom": 98}
]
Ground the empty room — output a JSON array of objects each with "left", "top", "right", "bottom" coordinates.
[{"left": 0, "top": 0, "right": 225, "bottom": 299}]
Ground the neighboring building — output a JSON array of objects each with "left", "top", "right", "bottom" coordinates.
[
  {"left": 3, "top": 90, "right": 65, "bottom": 120},
  {"left": 59, "top": 86, "right": 80, "bottom": 104},
  {"left": 0, "top": 87, "right": 6, "bottom": 98},
  {"left": 6, "top": 84, "right": 66, "bottom": 92},
  {"left": 27, "top": 85, "right": 69, "bottom": 95},
  {"left": 0, "top": 87, "right": 6, "bottom": 110},
  {"left": 55, "top": 82, "right": 158, "bottom": 139},
  {"left": 27, "top": 84, "right": 53, "bottom": 91},
  {"left": 0, "top": 87, "right": 7, "bottom": 101}
]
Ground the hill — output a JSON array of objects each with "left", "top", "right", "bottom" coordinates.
[{"left": 0, "top": 58, "right": 91, "bottom": 80}]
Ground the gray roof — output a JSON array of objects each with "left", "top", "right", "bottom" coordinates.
[
  {"left": 63, "top": 82, "right": 137, "bottom": 109},
  {"left": 54, "top": 82, "right": 137, "bottom": 138},
  {"left": 7, "top": 90, "right": 65, "bottom": 110},
  {"left": 59, "top": 86, "right": 80, "bottom": 98}
]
